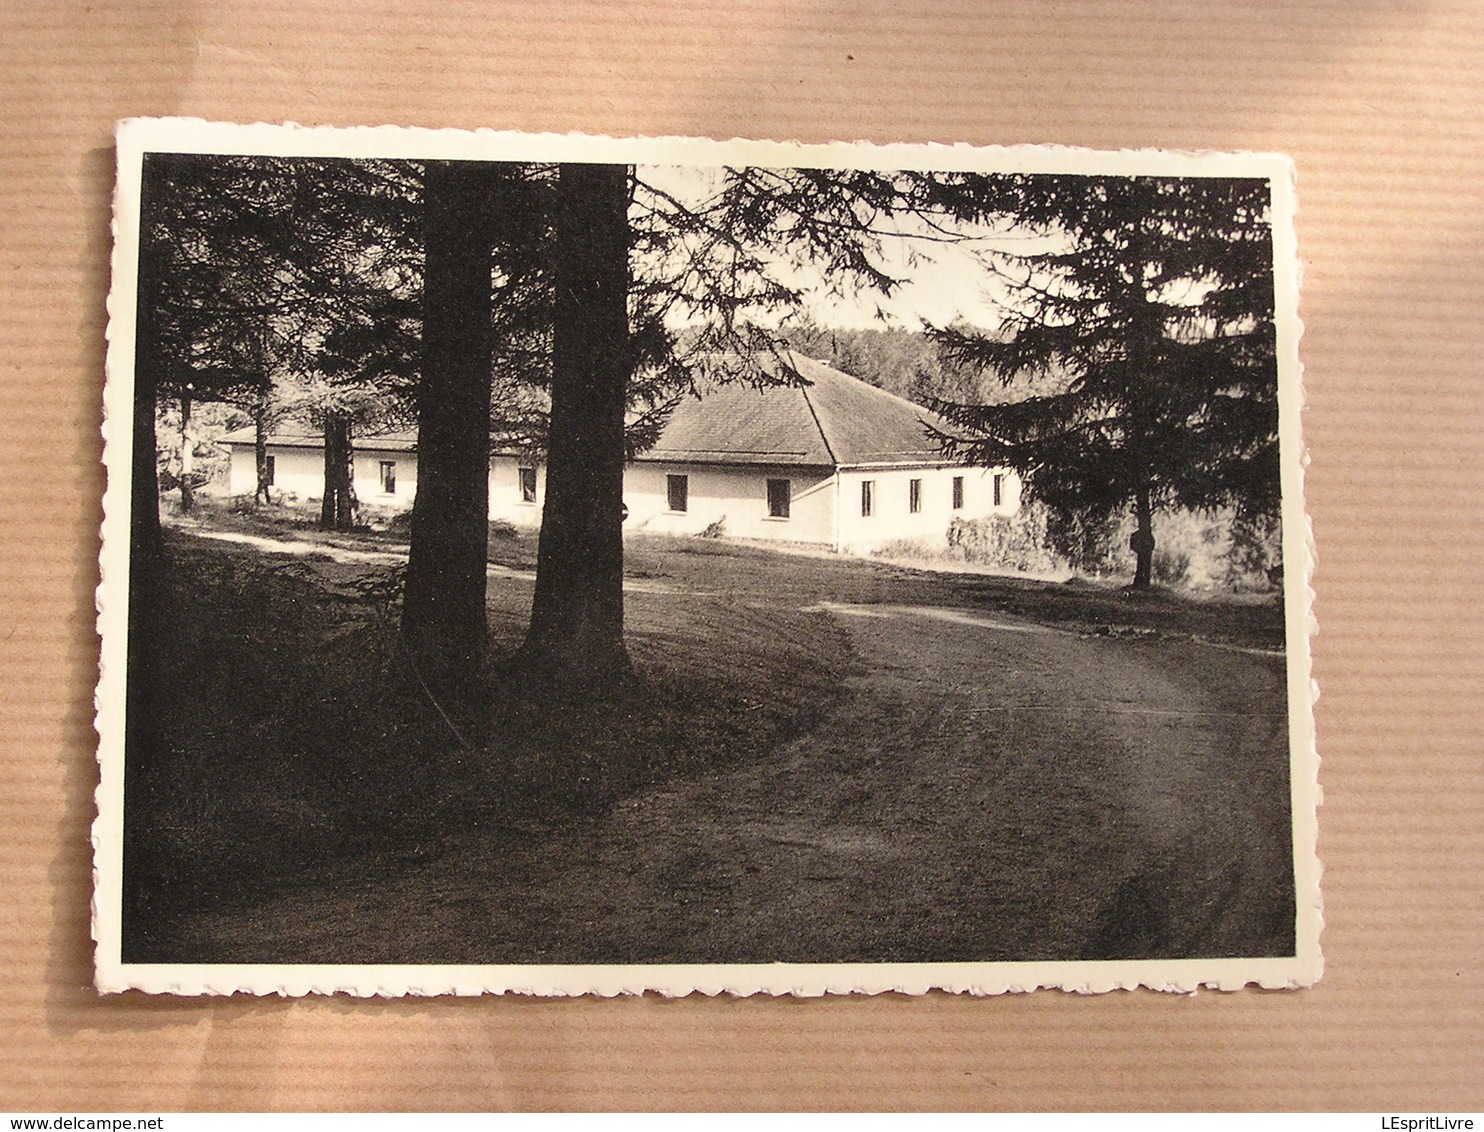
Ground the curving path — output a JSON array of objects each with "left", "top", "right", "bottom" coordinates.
[{"left": 169, "top": 574, "right": 1295, "bottom": 966}]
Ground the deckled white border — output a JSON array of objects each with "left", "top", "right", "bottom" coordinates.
[{"left": 95, "top": 119, "right": 1320, "bottom": 998}]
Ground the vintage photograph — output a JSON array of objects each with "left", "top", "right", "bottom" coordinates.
[{"left": 95, "top": 122, "right": 1317, "bottom": 995}]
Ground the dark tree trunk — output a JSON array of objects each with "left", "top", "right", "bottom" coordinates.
[
  {"left": 1131, "top": 481, "right": 1155, "bottom": 589},
  {"left": 319, "top": 411, "right": 356, "bottom": 530},
  {"left": 178, "top": 389, "right": 194, "bottom": 514},
  {"left": 253, "top": 398, "right": 272, "bottom": 505},
  {"left": 123, "top": 342, "right": 164, "bottom": 950},
  {"left": 401, "top": 160, "right": 499, "bottom": 688},
  {"left": 1124, "top": 229, "right": 1159, "bottom": 593},
  {"left": 131, "top": 363, "right": 162, "bottom": 571},
  {"left": 123, "top": 154, "right": 167, "bottom": 943},
  {"left": 516, "top": 163, "right": 632, "bottom": 694}
]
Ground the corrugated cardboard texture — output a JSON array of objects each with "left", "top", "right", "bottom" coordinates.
[{"left": 1, "top": 0, "right": 1478, "bottom": 1111}]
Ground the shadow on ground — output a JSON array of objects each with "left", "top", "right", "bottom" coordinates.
[{"left": 120, "top": 520, "right": 1294, "bottom": 965}]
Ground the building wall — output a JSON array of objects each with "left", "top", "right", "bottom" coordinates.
[
  {"left": 490, "top": 457, "right": 838, "bottom": 545},
  {"left": 230, "top": 444, "right": 1019, "bottom": 554},
  {"left": 356, "top": 450, "right": 417, "bottom": 512},
  {"left": 624, "top": 461, "right": 836, "bottom": 545},
  {"left": 836, "top": 464, "right": 1021, "bottom": 554},
  {"left": 489, "top": 457, "right": 546, "bottom": 528},
  {"left": 227, "top": 443, "right": 417, "bottom": 513}
]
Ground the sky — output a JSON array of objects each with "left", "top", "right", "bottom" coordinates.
[{"left": 634, "top": 164, "right": 1053, "bottom": 334}]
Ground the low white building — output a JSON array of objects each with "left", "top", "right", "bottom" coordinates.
[
  {"left": 223, "top": 353, "right": 1020, "bottom": 554},
  {"left": 224, "top": 430, "right": 419, "bottom": 512}
]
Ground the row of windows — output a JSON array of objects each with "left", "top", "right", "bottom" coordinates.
[
  {"left": 257, "top": 456, "right": 400, "bottom": 495},
  {"left": 665, "top": 474, "right": 791, "bottom": 518},
  {"left": 664, "top": 471, "right": 1005, "bottom": 521},
  {"left": 521, "top": 468, "right": 788, "bottom": 515},
  {"left": 861, "top": 473, "right": 1002, "bottom": 517},
  {"left": 520, "top": 469, "right": 789, "bottom": 518},
  {"left": 259, "top": 463, "right": 1005, "bottom": 514}
]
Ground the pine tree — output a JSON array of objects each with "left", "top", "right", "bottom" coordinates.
[
  {"left": 400, "top": 160, "right": 536, "bottom": 689},
  {"left": 135, "top": 154, "right": 422, "bottom": 526},
  {"left": 924, "top": 173, "right": 1280, "bottom": 588},
  {"left": 513, "top": 164, "right": 634, "bottom": 691},
  {"left": 502, "top": 163, "right": 926, "bottom": 696}
]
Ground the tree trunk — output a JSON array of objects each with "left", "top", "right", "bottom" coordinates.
[
  {"left": 178, "top": 389, "right": 194, "bottom": 514},
  {"left": 253, "top": 398, "right": 272, "bottom": 505},
  {"left": 123, "top": 154, "right": 167, "bottom": 941},
  {"left": 320, "top": 411, "right": 356, "bottom": 530},
  {"left": 131, "top": 360, "right": 162, "bottom": 571},
  {"left": 1131, "top": 481, "right": 1155, "bottom": 589},
  {"left": 516, "top": 163, "right": 632, "bottom": 694},
  {"left": 401, "top": 160, "right": 499, "bottom": 688},
  {"left": 124, "top": 360, "right": 164, "bottom": 941}
]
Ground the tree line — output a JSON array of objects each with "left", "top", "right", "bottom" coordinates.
[{"left": 130, "top": 155, "right": 1281, "bottom": 721}]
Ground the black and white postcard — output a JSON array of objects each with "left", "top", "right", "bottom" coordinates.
[{"left": 95, "top": 120, "right": 1318, "bottom": 996}]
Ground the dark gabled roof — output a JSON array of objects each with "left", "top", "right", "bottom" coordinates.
[
  {"left": 638, "top": 351, "right": 959, "bottom": 469},
  {"left": 220, "top": 353, "right": 973, "bottom": 469}
]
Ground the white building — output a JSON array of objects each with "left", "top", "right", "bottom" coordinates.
[
  {"left": 224, "top": 353, "right": 1020, "bottom": 554},
  {"left": 224, "top": 430, "right": 419, "bottom": 514}
]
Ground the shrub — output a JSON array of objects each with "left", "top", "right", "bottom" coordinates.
[
  {"left": 948, "top": 502, "right": 1066, "bottom": 575},
  {"left": 355, "top": 503, "right": 404, "bottom": 532},
  {"left": 1153, "top": 545, "right": 1192, "bottom": 586},
  {"left": 872, "top": 537, "right": 941, "bottom": 561},
  {"left": 157, "top": 467, "right": 212, "bottom": 492},
  {"left": 1225, "top": 510, "right": 1284, "bottom": 593},
  {"left": 227, "top": 494, "right": 261, "bottom": 516},
  {"left": 950, "top": 499, "right": 1283, "bottom": 592},
  {"left": 698, "top": 516, "right": 727, "bottom": 539},
  {"left": 1044, "top": 506, "right": 1122, "bottom": 576}
]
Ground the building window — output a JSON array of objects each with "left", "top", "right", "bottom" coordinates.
[
  {"left": 519, "top": 465, "right": 537, "bottom": 504},
  {"left": 861, "top": 480, "right": 874, "bottom": 518},
  {"left": 667, "top": 473, "right": 689, "bottom": 513},
  {"left": 909, "top": 478, "right": 922, "bottom": 514},
  {"left": 993, "top": 473, "right": 1004, "bottom": 507},
  {"left": 264, "top": 454, "right": 276, "bottom": 487},
  {"left": 952, "top": 475, "right": 963, "bottom": 510},
  {"left": 378, "top": 460, "right": 396, "bottom": 495},
  {"left": 766, "top": 478, "right": 791, "bottom": 519}
]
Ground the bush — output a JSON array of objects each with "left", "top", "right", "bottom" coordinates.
[
  {"left": 1153, "top": 545, "right": 1192, "bottom": 586},
  {"left": 1225, "top": 511, "right": 1284, "bottom": 593},
  {"left": 1118, "top": 508, "right": 1281, "bottom": 592},
  {"left": 698, "top": 516, "right": 727, "bottom": 539},
  {"left": 948, "top": 502, "right": 1066, "bottom": 575},
  {"left": 1044, "top": 507, "right": 1122, "bottom": 576},
  {"left": 226, "top": 494, "right": 262, "bottom": 516},
  {"left": 157, "top": 467, "right": 212, "bottom": 492},
  {"left": 355, "top": 503, "right": 405, "bottom": 532},
  {"left": 950, "top": 500, "right": 1283, "bottom": 592},
  {"left": 872, "top": 537, "right": 942, "bottom": 561}
]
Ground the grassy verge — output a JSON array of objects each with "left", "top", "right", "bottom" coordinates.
[
  {"left": 121, "top": 528, "right": 852, "bottom": 960},
  {"left": 176, "top": 493, "right": 1287, "bottom": 648},
  {"left": 122, "top": 514, "right": 1294, "bottom": 964}
]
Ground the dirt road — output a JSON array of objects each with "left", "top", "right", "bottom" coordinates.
[
  {"left": 452, "top": 597, "right": 1294, "bottom": 964},
  {"left": 169, "top": 558, "right": 1295, "bottom": 965}
]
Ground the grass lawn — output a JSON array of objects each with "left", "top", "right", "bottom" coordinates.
[{"left": 122, "top": 506, "right": 1294, "bottom": 965}]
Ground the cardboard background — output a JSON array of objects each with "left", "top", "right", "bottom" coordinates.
[{"left": 1, "top": 0, "right": 1478, "bottom": 1111}]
